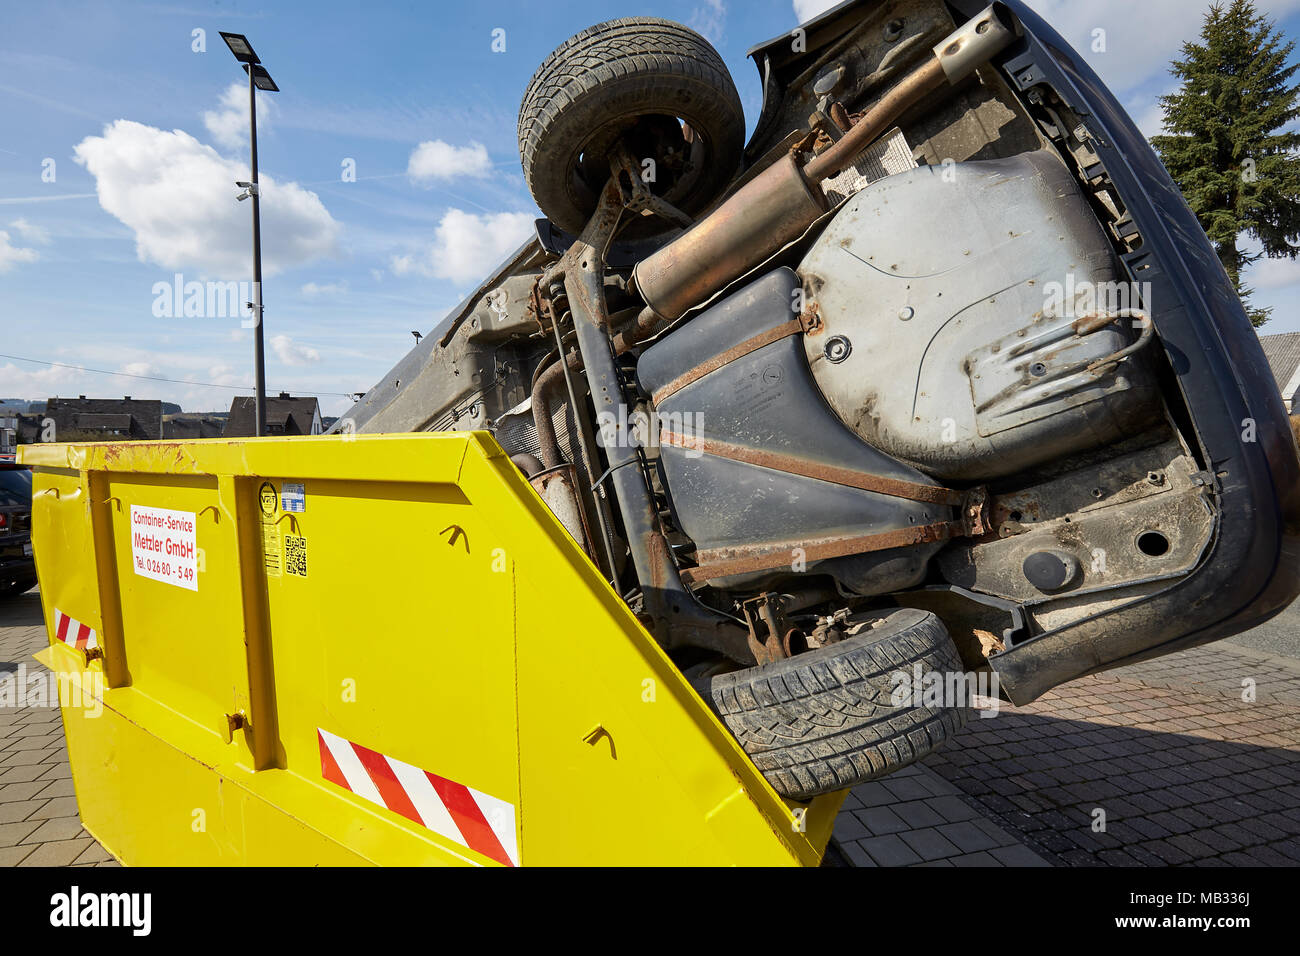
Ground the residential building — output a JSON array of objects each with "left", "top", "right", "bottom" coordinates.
[
  {"left": 223, "top": 393, "right": 322, "bottom": 437},
  {"left": 1259, "top": 333, "right": 1300, "bottom": 414}
]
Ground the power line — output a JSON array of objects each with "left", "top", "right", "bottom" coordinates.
[{"left": 0, "top": 352, "right": 358, "bottom": 399}]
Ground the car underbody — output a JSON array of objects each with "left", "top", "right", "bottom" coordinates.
[{"left": 334, "top": 0, "right": 1300, "bottom": 798}]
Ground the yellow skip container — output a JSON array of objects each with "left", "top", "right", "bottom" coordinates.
[{"left": 20, "top": 433, "right": 843, "bottom": 865}]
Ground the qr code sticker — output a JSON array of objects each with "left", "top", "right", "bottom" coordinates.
[{"left": 285, "top": 534, "right": 308, "bottom": 577}]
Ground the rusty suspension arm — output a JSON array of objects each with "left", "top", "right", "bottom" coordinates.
[{"left": 542, "top": 179, "right": 754, "bottom": 665}]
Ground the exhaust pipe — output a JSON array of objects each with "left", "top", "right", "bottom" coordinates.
[{"left": 629, "top": 3, "right": 1018, "bottom": 329}]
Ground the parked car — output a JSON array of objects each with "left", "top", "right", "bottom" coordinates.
[
  {"left": 338, "top": 0, "right": 1300, "bottom": 800},
  {"left": 0, "top": 460, "right": 35, "bottom": 598}
]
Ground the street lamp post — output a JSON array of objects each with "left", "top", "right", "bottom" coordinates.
[{"left": 219, "top": 32, "right": 279, "bottom": 437}]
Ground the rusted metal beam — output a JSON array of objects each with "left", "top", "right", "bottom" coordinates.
[
  {"left": 658, "top": 430, "right": 967, "bottom": 506},
  {"left": 650, "top": 316, "right": 811, "bottom": 406},
  {"left": 680, "top": 522, "right": 965, "bottom": 585},
  {"left": 547, "top": 176, "right": 754, "bottom": 664}
]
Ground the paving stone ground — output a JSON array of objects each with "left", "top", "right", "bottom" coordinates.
[
  {"left": 832, "top": 762, "right": 1052, "bottom": 866},
  {"left": 0, "top": 589, "right": 118, "bottom": 866},
  {"left": 833, "top": 640, "right": 1300, "bottom": 866},
  {"left": 4, "top": 584, "right": 1299, "bottom": 867}
]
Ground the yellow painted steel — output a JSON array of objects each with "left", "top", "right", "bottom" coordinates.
[{"left": 20, "top": 433, "right": 845, "bottom": 866}]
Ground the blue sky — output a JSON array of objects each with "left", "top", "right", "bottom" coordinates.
[{"left": 3, "top": 0, "right": 1300, "bottom": 415}]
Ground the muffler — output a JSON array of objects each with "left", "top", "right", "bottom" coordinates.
[{"left": 629, "top": 3, "right": 1019, "bottom": 328}]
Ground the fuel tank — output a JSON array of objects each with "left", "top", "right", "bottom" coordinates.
[
  {"left": 798, "top": 149, "right": 1160, "bottom": 482},
  {"left": 637, "top": 268, "right": 949, "bottom": 596}
]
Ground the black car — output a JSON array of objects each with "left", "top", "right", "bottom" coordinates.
[{"left": 0, "top": 459, "right": 35, "bottom": 598}]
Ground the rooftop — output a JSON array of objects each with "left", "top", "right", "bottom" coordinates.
[{"left": 1259, "top": 332, "right": 1300, "bottom": 394}]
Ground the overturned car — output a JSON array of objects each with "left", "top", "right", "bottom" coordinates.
[{"left": 337, "top": 0, "right": 1300, "bottom": 800}]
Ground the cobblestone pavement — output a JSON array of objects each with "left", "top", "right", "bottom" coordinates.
[
  {"left": 4, "top": 584, "right": 1299, "bottom": 867},
  {"left": 0, "top": 590, "right": 117, "bottom": 867},
  {"left": 834, "top": 641, "right": 1300, "bottom": 866},
  {"left": 832, "top": 762, "right": 1052, "bottom": 866}
]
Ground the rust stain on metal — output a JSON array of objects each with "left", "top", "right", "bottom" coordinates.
[
  {"left": 526, "top": 276, "right": 553, "bottom": 331},
  {"left": 631, "top": 152, "right": 828, "bottom": 322},
  {"left": 991, "top": 495, "right": 1041, "bottom": 532},
  {"left": 651, "top": 318, "right": 807, "bottom": 406},
  {"left": 829, "top": 101, "right": 851, "bottom": 132},
  {"left": 529, "top": 463, "right": 595, "bottom": 557},
  {"left": 613, "top": 304, "right": 668, "bottom": 354},
  {"left": 799, "top": 303, "right": 823, "bottom": 336},
  {"left": 803, "top": 56, "right": 947, "bottom": 182},
  {"left": 740, "top": 593, "right": 795, "bottom": 665},
  {"left": 963, "top": 486, "right": 991, "bottom": 537},
  {"left": 530, "top": 350, "right": 582, "bottom": 469},
  {"left": 646, "top": 529, "right": 674, "bottom": 591},
  {"left": 681, "top": 522, "right": 963, "bottom": 585},
  {"left": 659, "top": 430, "right": 965, "bottom": 506}
]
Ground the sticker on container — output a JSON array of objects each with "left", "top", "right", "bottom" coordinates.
[
  {"left": 130, "top": 504, "right": 198, "bottom": 591},
  {"left": 258, "top": 481, "right": 278, "bottom": 519},
  {"left": 258, "top": 481, "right": 282, "bottom": 578},
  {"left": 284, "top": 534, "right": 307, "bottom": 577},
  {"left": 23, "top": 542, "right": 32, "bottom": 557},
  {"left": 262, "top": 522, "right": 282, "bottom": 577},
  {"left": 282, "top": 483, "right": 305, "bottom": 513}
]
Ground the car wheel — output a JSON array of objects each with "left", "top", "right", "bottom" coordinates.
[
  {"left": 0, "top": 575, "right": 36, "bottom": 599},
  {"left": 517, "top": 17, "right": 745, "bottom": 238},
  {"left": 704, "top": 608, "right": 971, "bottom": 800}
]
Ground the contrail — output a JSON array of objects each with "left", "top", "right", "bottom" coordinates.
[{"left": 0, "top": 193, "right": 97, "bottom": 205}]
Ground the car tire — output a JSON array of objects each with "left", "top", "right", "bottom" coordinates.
[
  {"left": 0, "top": 575, "right": 36, "bottom": 598},
  {"left": 517, "top": 17, "right": 745, "bottom": 237},
  {"left": 704, "top": 608, "right": 971, "bottom": 800}
]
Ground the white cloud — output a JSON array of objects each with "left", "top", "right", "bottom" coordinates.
[
  {"left": 301, "top": 280, "right": 348, "bottom": 297},
  {"left": 0, "top": 347, "right": 249, "bottom": 409},
  {"left": 270, "top": 334, "right": 321, "bottom": 366},
  {"left": 392, "top": 208, "right": 534, "bottom": 285},
  {"left": 202, "top": 81, "right": 276, "bottom": 151},
  {"left": 0, "top": 362, "right": 76, "bottom": 398},
  {"left": 1018, "top": 0, "right": 1300, "bottom": 96},
  {"left": 9, "top": 218, "right": 50, "bottom": 244},
  {"left": 790, "top": 1, "right": 1300, "bottom": 103},
  {"left": 1249, "top": 256, "right": 1300, "bottom": 291},
  {"left": 793, "top": 0, "right": 837, "bottom": 23},
  {"left": 1243, "top": 236, "right": 1300, "bottom": 291},
  {"left": 0, "top": 230, "right": 40, "bottom": 272},
  {"left": 407, "top": 140, "right": 493, "bottom": 183},
  {"left": 73, "top": 119, "right": 340, "bottom": 278},
  {"left": 690, "top": 0, "right": 727, "bottom": 44},
  {"left": 0, "top": 342, "right": 360, "bottom": 414}
]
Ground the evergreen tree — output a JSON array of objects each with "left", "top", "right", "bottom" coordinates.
[{"left": 1152, "top": 0, "right": 1300, "bottom": 327}]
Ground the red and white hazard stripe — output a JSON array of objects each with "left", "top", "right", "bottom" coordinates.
[
  {"left": 52, "top": 609, "right": 99, "bottom": 652},
  {"left": 317, "top": 728, "right": 519, "bottom": 867}
]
